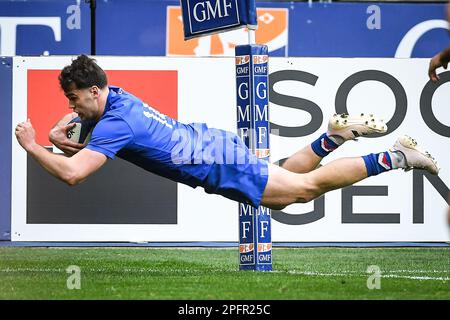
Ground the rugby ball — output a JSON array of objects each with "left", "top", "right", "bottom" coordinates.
[{"left": 67, "top": 117, "right": 94, "bottom": 144}]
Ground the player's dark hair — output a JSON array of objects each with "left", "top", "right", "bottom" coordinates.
[{"left": 59, "top": 54, "right": 108, "bottom": 92}]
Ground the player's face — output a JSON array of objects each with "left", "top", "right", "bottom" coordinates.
[{"left": 65, "top": 85, "right": 101, "bottom": 120}]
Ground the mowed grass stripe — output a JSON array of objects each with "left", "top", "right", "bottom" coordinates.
[
  {"left": 0, "top": 247, "right": 448, "bottom": 300},
  {"left": 1, "top": 267, "right": 448, "bottom": 281}
]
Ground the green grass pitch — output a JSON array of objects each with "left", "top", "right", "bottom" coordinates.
[{"left": 0, "top": 247, "right": 448, "bottom": 300}]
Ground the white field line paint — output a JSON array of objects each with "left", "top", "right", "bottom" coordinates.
[
  {"left": 1, "top": 268, "right": 448, "bottom": 281},
  {"left": 283, "top": 270, "right": 450, "bottom": 282},
  {"left": 0, "top": 267, "right": 207, "bottom": 273},
  {"left": 389, "top": 270, "right": 449, "bottom": 273},
  {"left": 381, "top": 274, "right": 449, "bottom": 281}
]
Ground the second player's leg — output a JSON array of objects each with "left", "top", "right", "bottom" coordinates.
[
  {"left": 281, "top": 145, "right": 322, "bottom": 174},
  {"left": 281, "top": 114, "right": 387, "bottom": 174},
  {"left": 260, "top": 135, "right": 439, "bottom": 210}
]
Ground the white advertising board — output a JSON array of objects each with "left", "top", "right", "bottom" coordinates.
[{"left": 10, "top": 56, "right": 449, "bottom": 241}]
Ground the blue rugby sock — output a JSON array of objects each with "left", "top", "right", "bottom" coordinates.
[
  {"left": 362, "top": 151, "right": 400, "bottom": 177},
  {"left": 311, "top": 133, "right": 340, "bottom": 158}
]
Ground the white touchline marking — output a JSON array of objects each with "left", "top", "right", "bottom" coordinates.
[
  {"left": 282, "top": 270, "right": 450, "bottom": 281},
  {"left": 381, "top": 274, "right": 450, "bottom": 281},
  {"left": 389, "top": 269, "right": 448, "bottom": 273},
  {"left": 1, "top": 268, "right": 449, "bottom": 281}
]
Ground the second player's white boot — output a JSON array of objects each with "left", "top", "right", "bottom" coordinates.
[
  {"left": 327, "top": 113, "right": 387, "bottom": 144},
  {"left": 390, "top": 135, "right": 439, "bottom": 175}
]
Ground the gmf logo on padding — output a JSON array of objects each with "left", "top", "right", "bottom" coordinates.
[
  {"left": 167, "top": 6, "right": 288, "bottom": 56},
  {"left": 239, "top": 243, "right": 254, "bottom": 253},
  {"left": 235, "top": 55, "right": 250, "bottom": 65}
]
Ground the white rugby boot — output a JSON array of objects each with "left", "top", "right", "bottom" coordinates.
[
  {"left": 327, "top": 113, "right": 387, "bottom": 144},
  {"left": 390, "top": 135, "right": 439, "bottom": 175}
]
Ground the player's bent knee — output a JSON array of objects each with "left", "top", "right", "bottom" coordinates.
[
  {"left": 265, "top": 203, "right": 287, "bottom": 211},
  {"left": 261, "top": 164, "right": 321, "bottom": 209},
  {"left": 295, "top": 176, "right": 321, "bottom": 204}
]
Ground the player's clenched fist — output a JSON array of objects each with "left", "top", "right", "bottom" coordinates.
[
  {"left": 15, "top": 119, "right": 37, "bottom": 151},
  {"left": 49, "top": 122, "right": 85, "bottom": 156}
]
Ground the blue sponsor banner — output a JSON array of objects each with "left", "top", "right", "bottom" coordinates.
[
  {"left": 1, "top": 1, "right": 448, "bottom": 57},
  {"left": 0, "top": 57, "right": 12, "bottom": 240},
  {"left": 0, "top": 0, "right": 90, "bottom": 55},
  {"left": 93, "top": 1, "right": 448, "bottom": 58},
  {"left": 272, "top": 2, "right": 449, "bottom": 58},
  {"left": 236, "top": 44, "right": 271, "bottom": 271},
  {"left": 179, "top": 0, "right": 257, "bottom": 39},
  {"left": 96, "top": 0, "right": 173, "bottom": 55}
]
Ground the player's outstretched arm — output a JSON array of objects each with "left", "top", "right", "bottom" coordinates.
[
  {"left": 16, "top": 119, "right": 107, "bottom": 185},
  {"left": 49, "top": 112, "right": 85, "bottom": 156},
  {"left": 428, "top": 45, "right": 450, "bottom": 82}
]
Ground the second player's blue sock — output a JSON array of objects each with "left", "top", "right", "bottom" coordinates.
[
  {"left": 311, "top": 133, "right": 340, "bottom": 158},
  {"left": 362, "top": 151, "right": 395, "bottom": 177}
]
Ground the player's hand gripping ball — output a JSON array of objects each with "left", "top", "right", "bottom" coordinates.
[{"left": 66, "top": 117, "right": 94, "bottom": 145}]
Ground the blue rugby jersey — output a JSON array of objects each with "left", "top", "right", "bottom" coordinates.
[
  {"left": 85, "top": 86, "right": 214, "bottom": 188},
  {"left": 84, "top": 86, "right": 269, "bottom": 207}
]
